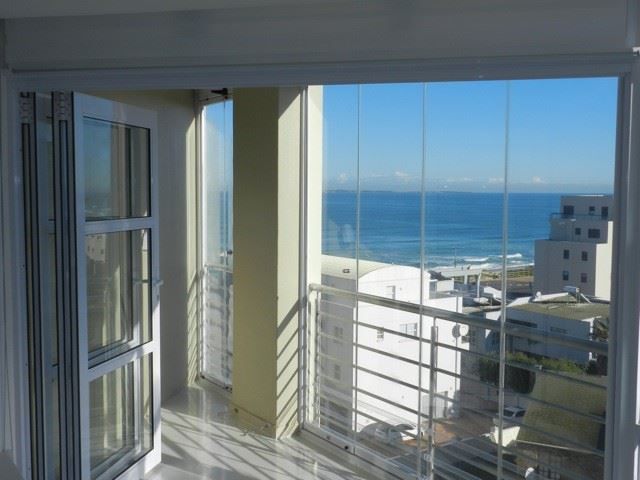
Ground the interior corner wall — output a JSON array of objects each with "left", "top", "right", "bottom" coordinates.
[{"left": 87, "top": 90, "right": 198, "bottom": 403}]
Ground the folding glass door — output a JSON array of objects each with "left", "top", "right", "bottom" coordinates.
[
  {"left": 200, "top": 98, "right": 234, "bottom": 387},
  {"left": 22, "top": 92, "right": 161, "bottom": 480}
]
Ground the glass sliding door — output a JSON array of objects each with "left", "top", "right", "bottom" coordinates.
[
  {"left": 74, "top": 93, "right": 160, "bottom": 480},
  {"left": 200, "top": 98, "right": 234, "bottom": 388},
  {"left": 309, "top": 77, "right": 618, "bottom": 480},
  {"left": 22, "top": 92, "right": 160, "bottom": 480}
]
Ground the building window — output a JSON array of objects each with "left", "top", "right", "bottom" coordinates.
[
  {"left": 400, "top": 323, "right": 418, "bottom": 337},
  {"left": 581, "top": 273, "right": 588, "bottom": 283},
  {"left": 385, "top": 285, "right": 397, "bottom": 300},
  {"left": 563, "top": 205, "right": 574, "bottom": 217},
  {"left": 563, "top": 249, "right": 570, "bottom": 259},
  {"left": 575, "top": 227, "right": 582, "bottom": 236},
  {"left": 562, "top": 270, "right": 570, "bottom": 281},
  {"left": 333, "top": 325, "right": 344, "bottom": 342},
  {"left": 589, "top": 206, "right": 596, "bottom": 215},
  {"left": 333, "top": 364, "right": 341, "bottom": 381},
  {"left": 601, "top": 206, "right": 609, "bottom": 219},
  {"left": 376, "top": 329, "right": 384, "bottom": 342},
  {"left": 582, "top": 251, "right": 588, "bottom": 261},
  {"left": 588, "top": 228, "right": 601, "bottom": 239},
  {"left": 550, "top": 326, "right": 569, "bottom": 335}
]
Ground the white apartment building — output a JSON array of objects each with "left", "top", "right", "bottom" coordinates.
[
  {"left": 485, "top": 293, "right": 609, "bottom": 364},
  {"left": 319, "top": 255, "right": 465, "bottom": 433},
  {"left": 534, "top": 195, "right": 613, "bottom": 300}
]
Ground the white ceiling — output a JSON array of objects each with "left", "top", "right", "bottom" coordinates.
[{"left": 0, "top": 0, "right": 327, "bottom": 19}]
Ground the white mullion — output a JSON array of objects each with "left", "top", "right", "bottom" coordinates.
[
  {"left": 83, "top": 218, "right": 153, "bottom": 235},
  {"left": 87, "top": 343, "right": 155, "bottom": 383},
  {"left": 73, "top": 93, "right": 92, "bottom": 480}
]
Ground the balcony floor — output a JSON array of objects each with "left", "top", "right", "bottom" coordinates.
[{"left": 145, "top": 381, "right": 368, "bottom": 480}]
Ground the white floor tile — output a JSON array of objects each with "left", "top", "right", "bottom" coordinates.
[{"left": 145, "top": 382, "right": 369, "bottom": 480}]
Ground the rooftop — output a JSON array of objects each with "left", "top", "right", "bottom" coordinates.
[
  {"left": 509, "top": 294, "right": 610, "bottom": 322},
  {"left": 321, "top": 254, "right": 411, "bottom": 280}
]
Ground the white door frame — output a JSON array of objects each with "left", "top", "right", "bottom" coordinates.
[
  {"left": 73, "top": 93, "right": 161, "bottom": 480},
  {"left": 0, "top": 53, "right": 638, "bottom": 480}
]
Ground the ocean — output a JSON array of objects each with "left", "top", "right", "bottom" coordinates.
[{"left": 322, "top": 191, "right": 563, "bottom": 269}]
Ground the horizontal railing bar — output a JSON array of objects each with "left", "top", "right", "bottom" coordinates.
[
  {"left": 439, "top": 443, "right": 524, "bottom": 480},
  {"left": 500, "top": 445, "right": 595, "bottom": 480},
  {"left": 313, "top": 400, "right": 595, "bottom": 480},
  {"left": 427, "top": 366, "right": 606, "bottom": 425},
  {"left": 443, "top": 441, "right": 523, "bottom": 477},
  {"left": 356, "top": 365, "right": 424, "bottom": 393},
  {"left": 356, "top": 343, "right": 423, "bottom": 367},
  {"left": 317, "top": 348, "right": 604, "bottom": 422},
  {"left": 434, "top": 461, "right": 486, "bottom": 480},
  {"left": 310, "top": 283, "right": 608, "bottom": 355},
  {"left": 316, "top": 350, "right": 348, "bottom": 365},
  {"left": 317, "top": 331, "right": 347, "bottom": 344},
  {"left": 316, "top": 374, "right": 423, "bottom": 422},
  {"left": 429, "top": 339, "right": 608, "bottom": 391},
  {"left": 356, "top": 388, "right": 421, "bottom": 418},
  {"left": 318, "top": 310, "right": 356, "bottom": 325},
  {"left": 321, "top": 363, "right": 605, "bottom": 453},
  {"left": 312, "top": 405, "right": 593, "bottom": 480},
  {"left": 357, "top": 321, "right": 424, "bottom": 343}
]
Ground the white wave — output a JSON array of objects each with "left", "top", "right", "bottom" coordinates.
[{"left": 463, "top": 256, "right": 489, "bottom": 263}]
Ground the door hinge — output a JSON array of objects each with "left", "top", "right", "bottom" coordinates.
[
  {"left": 53, "top": 91, "right": 73, "bottom": 121},
  {"left": 19, "top": 93, "right": 34, "bottom": 123}
]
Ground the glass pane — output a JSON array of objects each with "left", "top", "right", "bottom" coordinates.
[
  {"left": 501, "top": 77, "right": 617, "bottom": 480},
  {"left": 89, "top": 354, "right": 153, "bottom": 480},
  {"left": 318, "top": 85, "right": 359, "bottom": 441},
  {"left": 312, "top": 78, "right": 617, "bottom": 480},
  {"left": 83, "top": 117, "right": 150, "bottom": 220},
  {"left": 202, "top": 100, "right": 234, "bottom": 386},
  {"left": 423, "top": 81, "right": 508, "bottom": 479},
  {"left": 356, "top": 83, "right": 424, "bottom": 476},
  {"left": 86, "top": 229, "right": 151, "bottom": 367}
]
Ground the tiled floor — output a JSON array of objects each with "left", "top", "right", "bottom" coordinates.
[{"left": 145, "top": 382, "right": 369, "bottom": 480}]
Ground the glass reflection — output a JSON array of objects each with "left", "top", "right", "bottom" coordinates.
[
  {"left": 86, "top": 230, "right": 151, "bottom": 367},
  {"left": 83, "top": 118, "right": 150, "bottom": 220}
]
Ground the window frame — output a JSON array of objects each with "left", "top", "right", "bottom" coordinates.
[
  {"left": 0, "top": 53, "right": 637, "bottom": 480},
  {"left": 588, "top": 228, "right": 602, "bottom": 239},
  {"left": 195, "top": 90, "right": 235, "bottom": 390}
]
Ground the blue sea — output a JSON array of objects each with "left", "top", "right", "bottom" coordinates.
[{"left": 322, "top": 191, "right": 563, "bottom": 269}]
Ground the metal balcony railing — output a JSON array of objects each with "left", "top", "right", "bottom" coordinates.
[{"left": 304, "top": 283, "right": 609, "bottom": 480}]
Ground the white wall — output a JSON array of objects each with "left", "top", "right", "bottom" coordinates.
[
  {"left": 321, "top": 262, "right": 466, "bottom": 429},
  {"left": 2, "top": 1, "right": 634, "bottom": 72},
  {"left": 88, "top": 90, "right": 197, "bottom": 403}
]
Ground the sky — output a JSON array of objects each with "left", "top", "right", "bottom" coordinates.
[{"left": 322, "top": 78, "right": 619, "bottom": 193}]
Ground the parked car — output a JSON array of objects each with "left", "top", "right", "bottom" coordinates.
[
  {"left": 359, "top": 422, "right": 419, "bottom": 445},
  {"left": 493, "top": 406, "right": 526, "bottom": 426}
]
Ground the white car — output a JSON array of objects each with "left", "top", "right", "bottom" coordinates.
[
  {"left": 493, "top": 406, "right": 526, "bottom": 426},
  {"left": 359, "top": 422, "right": 419, "bottom": 445}
]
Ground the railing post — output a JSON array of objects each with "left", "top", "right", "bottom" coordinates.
[{"left": 427, "top": 325, "right": 438, "bottom": 479}]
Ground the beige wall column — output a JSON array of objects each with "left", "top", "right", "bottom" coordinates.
[{"left": 232, "top": 87, "right": 302, "bottom": 437}]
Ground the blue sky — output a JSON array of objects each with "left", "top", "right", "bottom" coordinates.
[{"left": 323, "top": 78, "right": 618, "bottom": 193}]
